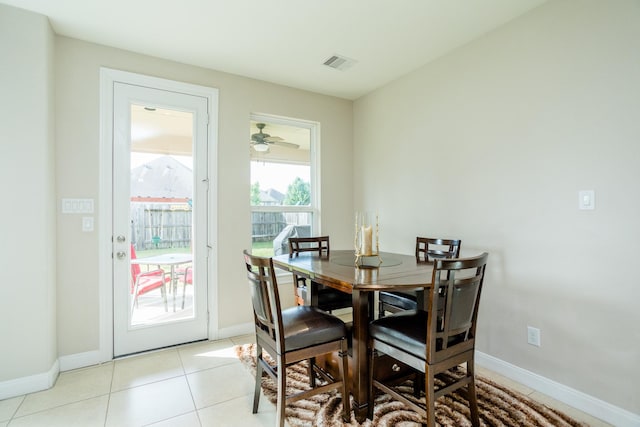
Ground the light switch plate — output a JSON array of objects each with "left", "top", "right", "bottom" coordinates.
[
  {"left": 82, "top": 216, "right": 94, "bottom": 232},
  {"left": 527, "top": 326, "right": 541, "bottom": 347},
  {"left": 578, "top": 190, "right": 595, "bottom": 210},
  {"left": 62, "top": 198, "right": 94, "bottom": 214}
]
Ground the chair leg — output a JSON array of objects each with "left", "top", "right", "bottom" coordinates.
[
  {"left": 425, "top": 372, "right": 436, "bottom": 427},
  {"left": 467, "top": 361, "right": 480, "bottom": 427},
  {"left": 412, "top": 372, "right": 426, "bottom": 397},
  {"left": 378, "top": 299, "right": 385, "bottom": 318},
  {"left": 181, "top": 280, "right": 187, "bottom": 309},
  {"left": 131, "top": 280, "right": 141, "bottom": 315},
  {"left": 253, "top": 344, "right": 263, "bottom": 414},
  {"left": 161, "top": 281, "right": 168, "bottom": 312},
  {"left": 308, "top": 356, "right": 316, "bottom": 388},
  {"left": 276, "top": 355, "right": 287, "bottom": 427},
  {"left": 468, "top": 380, "right": 480, "bottom": 427},
  {"left": 339, "top": 339, "right": 351, "bottom": 422},
  {"left": 367, "top": 347, "right": 375, "bottom": 421},
  {"left": 293, "top": 276, "right": 305, "bottom": 306}
]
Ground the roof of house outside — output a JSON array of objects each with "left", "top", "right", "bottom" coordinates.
[
  {"left": 130, "top": 156, "right": 192, "bottom": 199},
  {"left": 260, "top": 188, "right": 285, "bottom": 205}
]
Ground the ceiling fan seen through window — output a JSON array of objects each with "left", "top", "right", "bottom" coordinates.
[{"left": 250, "top": 123, "right": 300, "bottom": 152}]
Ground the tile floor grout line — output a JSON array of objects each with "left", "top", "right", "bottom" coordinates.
[
  {"left": 8, "top": 394, "right": 111, "bottom": 424},
  {"left": 110, "top": 372, "right": 188, "bottom": 394},
  {"left": 140, "top": 409, "right": 198, "bottom": 427},
  {"left": 7, "top": 395, "right": 25, "bottom": 424},
  {"left": 103, "top": 360, "right": 115, "bottom": 427},
  {"left": 177, "top": 345, "right": 204, "bottom": 426}
]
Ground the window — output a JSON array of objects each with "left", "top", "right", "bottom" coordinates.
[{"left": 250, "top": 114, "right": 318, "bottom": 257}]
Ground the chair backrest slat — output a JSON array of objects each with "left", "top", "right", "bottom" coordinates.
[
  {"left": 288, "top": 236, "right": 330, "bottom": 258},
  {"left": 426, "top": 253, "right": 488, "bottom": 363},
  {"left": 416, "top": 237, "right": 461, "bottom": 262},
  {"left": 243, "top": 250, "right": 284, "bottom": 351}
]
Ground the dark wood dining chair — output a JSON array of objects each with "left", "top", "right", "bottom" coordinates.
[
  {"left": 243, "top": 250, "right": 351, "bottom": 426},
  {"left": 378, "top": 237, "right": 461, "bottom": 317},
  {"left": 289, "top": 236, "right": 353, "bottom": 312},
  {"left": 367, "top": 252, "right": 489, "bottom": 426}
]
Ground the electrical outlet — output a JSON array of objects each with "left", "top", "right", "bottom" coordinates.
[{"left": 527, "top": 326, "right": 541, "bottom": 347}]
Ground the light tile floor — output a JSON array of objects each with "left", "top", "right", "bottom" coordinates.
[{"left": 0, "top": 335, "right": 611, "bottom": 427}]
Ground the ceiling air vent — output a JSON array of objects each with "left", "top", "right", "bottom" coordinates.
[{"left": 323, "top": 54, "right": 356, "bottom": 71}]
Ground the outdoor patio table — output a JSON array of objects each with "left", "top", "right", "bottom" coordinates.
[{"left": 131, "top": 253, "right": 192, "bottom": 312}]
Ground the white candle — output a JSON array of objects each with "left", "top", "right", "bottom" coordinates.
[
  {"left": 362, "top": 225, "right": 373, "bottom": 255},
  {"left": 355, "top": 212, "right": 359, "bottom": 252}
]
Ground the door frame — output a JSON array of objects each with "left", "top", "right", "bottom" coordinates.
[{"left": 99, "top": 68, "right": 219, "bottom": 361}]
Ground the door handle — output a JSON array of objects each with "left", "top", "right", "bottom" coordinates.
[
  {"left": 116, "top": 251, "right": 127, "bottom": 260},
  {"left": 116, "top": 235, "right": 126, "bottom": 243}
]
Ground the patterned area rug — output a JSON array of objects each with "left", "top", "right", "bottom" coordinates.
[{"left": 235, "top": 343, "right": 588, "bottom": 427}]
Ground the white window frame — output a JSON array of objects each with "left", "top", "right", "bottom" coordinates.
[{"left": 249, "top": 113, "right": 321, "bottom": 247}]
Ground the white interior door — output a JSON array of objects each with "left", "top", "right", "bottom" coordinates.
[{"left": 113, "top": 81, "right": 209, "bottom": 356}]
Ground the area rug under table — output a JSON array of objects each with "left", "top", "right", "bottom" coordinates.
[{"left": 235, "top": 343, "right": 588, "bottom": 427}]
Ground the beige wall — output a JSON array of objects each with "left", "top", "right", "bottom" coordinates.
[
  {"left": 54, "top": 37, "right": 353, "bottom": 356},
  {"left": 0, "top": 5, "right": 57, "bottom": 383},
  {"left": 354, "top": 0, "right": 639, "bottom": 414}
]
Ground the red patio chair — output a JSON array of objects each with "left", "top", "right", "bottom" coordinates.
[
  {"left": 176, "top": 265, "right": 192, "bottom": 309},
  {"left": 130, "top": 244, "right": 170, "bottom": 312}
]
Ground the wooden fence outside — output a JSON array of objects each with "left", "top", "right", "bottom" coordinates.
[
  {"left": 251, "top": 212, "right": 286, "bottom": 242},
  {"left": 251, "top": 211, "right": 310, "bottom": 242},
  {"left": 131, "top": 202, "right": 192, "bottom": 250},
  {"left": 130, "top": 204, "right": 310, "bottom": 249}
]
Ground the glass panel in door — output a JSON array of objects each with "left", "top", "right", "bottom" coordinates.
[
  {"left": 129, "top": 105, "right": 195, "bottom": 325},
  {"left": 113, "top": 81, "right": 208, "bottom": 356}
]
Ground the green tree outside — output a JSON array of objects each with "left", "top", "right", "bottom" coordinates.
[
  {"left": 284, "top": 177, "right": 310, "bottom": 205},
  {"left": 251, "top": 181, "right": 261, "bottom": 205}
]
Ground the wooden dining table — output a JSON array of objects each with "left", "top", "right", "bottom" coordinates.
[{"left": 272, "top": 250, "right": 434, "bottom": 422}]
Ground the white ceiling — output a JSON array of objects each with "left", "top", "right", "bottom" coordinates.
[{"left": 1, "top": 0, "right": 547, "bottom": 100}]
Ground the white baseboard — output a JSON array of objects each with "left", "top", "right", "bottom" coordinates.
[
  {"left": 0, "top": 359, "right": 59, "bottom": 400},
  {"left": 216, "top": 322, "right": 253, "bottom": 340},
  {"left": 476, "top": 351, "right": 640, "bottom": 427},
  {"left": 58, "top": 349, "right": 107, "bottom": 372}
]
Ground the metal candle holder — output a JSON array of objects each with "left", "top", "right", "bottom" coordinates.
[{"left": 354, "top": 211, "right": 381, "bottom": 268}]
